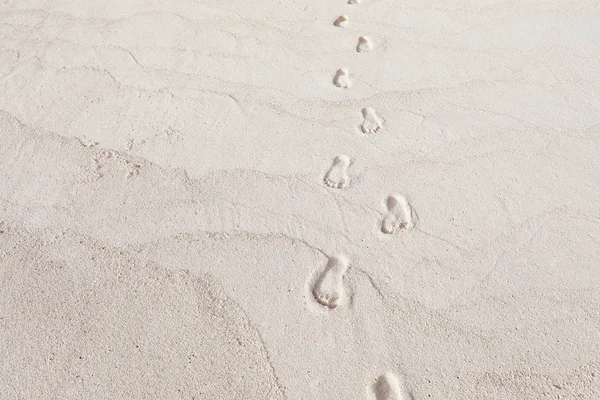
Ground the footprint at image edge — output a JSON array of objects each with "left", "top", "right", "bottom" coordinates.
[{"left": 374, "top": 373, "right": 412, "bottom": 400}]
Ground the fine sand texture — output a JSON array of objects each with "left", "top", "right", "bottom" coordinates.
[{"left": 1, "top": 0, "right": 600, "bottom": 399}]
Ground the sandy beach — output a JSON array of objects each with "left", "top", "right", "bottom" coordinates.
[{"left": 1, "top": 0, "right": 599, "bottom": 398}]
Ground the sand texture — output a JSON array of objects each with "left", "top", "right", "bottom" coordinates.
[{"left": 1, "top": 0, "right": 599, "bottom": 398}]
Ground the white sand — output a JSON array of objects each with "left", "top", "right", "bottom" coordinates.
[{"left": 1, "top": 0, "right": 599, "bottom": 398}]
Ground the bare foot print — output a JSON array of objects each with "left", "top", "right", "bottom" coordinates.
[
  {"left": 324, "top": 155, "right": 351, "bottom": 189},
  {"left": 312, "top": 255, "right": 349, "bottom": 309},
  {"left": 334, "top": 69, "right": 351, "bottom": 88},
  {"left": 356, "top": 36, "right": 372, "bottom": 52},
  {"left": 381, "top": 194, "right": 414, "bottom": 234},
  {"left": 334, "top": 15, "right": 349, "bottom": 27},
  {"left": 375, "top": 373, "right": 412, "bottom": 400},
  {"left": 361, "top": 107, "right": 383, "bottom": 133}
]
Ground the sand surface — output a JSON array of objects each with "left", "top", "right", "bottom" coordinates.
[{"left": 1, "top": 0, "right": 599, "bottom": 398}]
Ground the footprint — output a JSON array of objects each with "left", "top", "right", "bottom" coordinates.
[
  {"left": 356, "top": 36, "right": 372, "bottom": 52},
  {"left": 361, "top": 107, "right": 383, "bottom": 133},
  {"left": 334, "top": 15, "right": 349, "bottom": 27},
  {"left": 312, "top": 255, "right": 349, "bottom": 309},
  {"left": 374, "top": 373, "right": 412, "bottom": 400},
  {"left": 348, "top": 0, "right": 361, "bottom": 4},
  {"left": 381, "top": 194, "right": 414, "bottom": 234},
  {"left": 324, "top": 155, "right": 351, "bottom": 189},
  {"left": 125, "top": 160, "right": 143, "bottom": 178},
  {"left": 333, "top": 69, "right": 351, "bottom": 88}
]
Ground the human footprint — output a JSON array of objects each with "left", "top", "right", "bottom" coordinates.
[
  {"left": 312, "top": 255, "right": 349, "bottom": 309},
  {"left": 334, "top": 15, "right": 349, "bottom": 27},
  {"left": 324, "top": 155, "right": 351, "bottom": 189},
  {"left": 381, "top": 194, "right": 414, "bottom": 234},
  {"left": 333, "top": 69, "right": 351, "bottom": 88},
  {"left": 361, "top": 107, "right": 383, "bottom": 133},
  {"left": 356, "top": 36, "right": 373, "bottom": 52},
  {"left": 374, "top": 373, "right": 412, "bottom": 400}
]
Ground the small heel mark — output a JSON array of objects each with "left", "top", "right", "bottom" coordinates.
[
  {"left": 334, "top": 15, "right": 349, "bottom": 27},
  {"left": 356, "top": 36, "right": 373, "bottom": 52},
  {"left": 334, "top": 69, "right": 351, "bottom": 88}
]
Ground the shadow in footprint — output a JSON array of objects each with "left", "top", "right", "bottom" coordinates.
[{"left": 334, "top": 15, "right": 349, "bottom": 27}]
